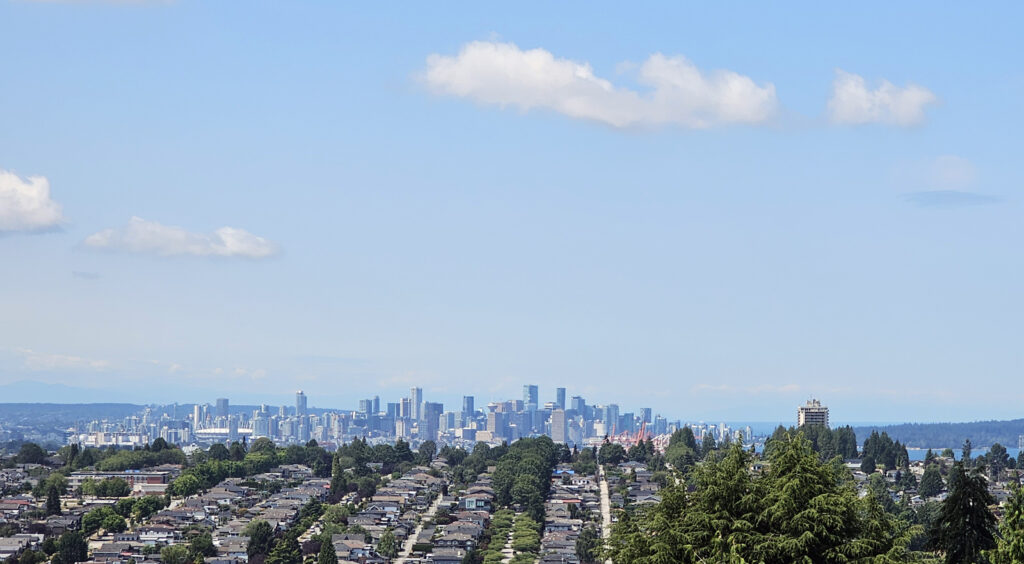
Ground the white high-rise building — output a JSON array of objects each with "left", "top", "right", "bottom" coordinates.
[
  {"left": 798, "top": 399, "right": 829, "bottom": 427},
  {"left": 410, "top": 387, "right": 423, "bottom": 421},
  {"left": 551, "top": 409, "right": 567, "bottom": 444}
]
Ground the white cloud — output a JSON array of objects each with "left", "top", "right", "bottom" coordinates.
[
  {"left": 84, "top": 216, "right": 278, "bottom": 258},
  {"left": 424, "top": 41, "right": 778, "bottom": 129},
  {"left": 0, "top": 169, "right": 65, "bottom": 232},
  {"left": 828, "top": 69, "right": 937, "bottom": 126},
  {"left": 17, "top": 348, "right": 110, "bottom": 371},
  {"left": 233, "top": 367, "right": 268, "bottom": 380}
]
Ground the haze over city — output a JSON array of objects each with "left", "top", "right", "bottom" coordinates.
[{"left": 2, "top": 2, "right": 1022, "bottom": 422}]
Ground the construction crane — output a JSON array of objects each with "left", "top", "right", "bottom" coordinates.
[{"left": 635, "top": 420, "right": 647, "bottom": 445}]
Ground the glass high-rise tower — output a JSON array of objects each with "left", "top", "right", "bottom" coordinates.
[{"left": 523, "top": 384, "right": 539, "bottom": 410}]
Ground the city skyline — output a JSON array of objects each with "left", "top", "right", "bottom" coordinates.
[
  {"left": 60, "top": 383, "right": 763, "bottom": 454},
  {"left": 2, "top": 3, "right": 1022, "bottom": 423}
]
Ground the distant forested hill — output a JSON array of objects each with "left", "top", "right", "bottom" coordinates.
[{"left": 853, "top": 419, "right": 1024, "bottom": 448}]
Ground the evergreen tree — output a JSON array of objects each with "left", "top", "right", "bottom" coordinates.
[
  {"left": 416, "top": 440, "right": 436, "bottom": 464},
  {"left": 245, "top": 520, "right": 274, "bottom": 559},
  {"left": 574, "top": 526, "right": 601, "bottom": 563},
  {"left": 919, "top": 465, "right": 944, "bottom": 498},
  {"left": 868, "top": 473, "right": 896, "bottom": 513},
  {"left": 46, "top": 483, "right": 62, "bottom": 516},
  {"left": 672, "top": 426, "right": 698, "bottom": 452},
  {"left": 835, "top": 425, "right": 859, "bottom": 459},
  {"left": 329, "top": 454, "right": 347, "bottom": 501},
  {"left": 700, "top": 434, "right": 717, "bottom": 459},
  {"left": 928, "top": 463, "right": 997, "bottom": 563},
  {"left": 393, "top": 438, "right": 414, "bottom": 463},
  {"left": 988, "top": 443, "right": 1009, "bottom": 478},
  {"left": 606, "top": 435, "right": 911, "bottom": 564},
  {"left": 861, "top": 455, "right": 877, "bottom": 475},
  {"left": 266, "top": 535, "right": 301, "bottom": 564},
  {"left": 990, "top": 483, "right": 1024, "bottom": 563},
  {"left": 317, "top": 537, "right": 336, "bottom": 564},
  {"left": 962, "top": 439, "right": 973, "bottom": 467}
]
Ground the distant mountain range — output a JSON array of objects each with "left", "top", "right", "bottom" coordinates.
[{"left": 0, "top": 380, "right": 144, "bottom": 404}]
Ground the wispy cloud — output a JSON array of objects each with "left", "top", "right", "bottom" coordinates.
[
  {"left": 904, "top": 191, "right": 1003, "bottom": 208},
  {"left": 84, "top": 216, "right": 279, "bottom": 258},
  {"left": 17, "top": 348, "right": 110, "bottom": 371},
  {"left": 828, "top": 69, "right": 937, "bottom": 126},
  {"left": 0, "top": 169, "right": 65, "bottom": 233},
  {"left": 424, "top": 41, "right": 778, "bottom": 129},
  {"left": 72, "top": 271, "right": 101, "bottom": 280}
]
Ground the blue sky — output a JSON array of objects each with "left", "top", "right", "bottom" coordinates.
[{"left": 0, "top": 1, "right": 1021, "bottom": 423}]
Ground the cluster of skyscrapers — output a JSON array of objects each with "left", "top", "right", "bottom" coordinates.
[{"left": 66, "top": 386, "right": 758, "bottom": 450}]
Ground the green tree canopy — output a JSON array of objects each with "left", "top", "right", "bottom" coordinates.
[
  {"left": 598, "top": 442, "right": 625, "bottom": 465},
  {"left": 317, "top": 536, "right": 336, "bottom": 564},
  {"left": 607, "top": 434, "right": 913, "bottom": 564},
  {"left": 990, "top": 482, "right": 1024, "bottom": 563},
  {"left": 46, "top": 483, "right": 62, "bottom": 516},
  {"left": 928, "top": 462, "right": 996, "bottom": 563},
  {"left": 919, "top": 465, "right": 944, "bottom": 498},
  {"left": 56, "top": 532, "right": 87, "bottom": 564},
  {"left": 17, "top": 443, "right": 48, "bottom": 464},
  {"left": 250, "top": 437, "right": 277, "bottom": 454},
  {"left": 245, "top": 520, "right": 275, "bottom": 558},
  {"left": 377, "top": 529, "right": 397, "bottom": 558},
  {"left": 161, "top": 545, "right": 189, "bottom": 564},
  {"left": 208, "top": 443, "right": 230, "bottom": 461},
  {"left": 188, "top": 532, "right": 217, "bottom": 560}
]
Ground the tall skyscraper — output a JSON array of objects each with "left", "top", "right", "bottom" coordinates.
[
  {"left": 422, "top": 402, "right": 444, "bottom": 441},
  {"left": 487, "top": 411, "right": 505, "bottom": 439},
  {"left": 654, "top": 415, "right": 667, "bottom": 435},
  {"left": 410, "top": 387, "right": 423, "bottom": 421},
  {"left": 215, "top": 398, "right": 229, "bottom": 419},
  {"left": 296, "top": 391, "right": 308, "bottom": 417},
  {"left": 523, "top": 384, "right": 539, "bottom": 410},
  {"left": 192, "top": 404, "right": 202, "bottom": 429},
  {"left": 551, "top": 409, "right": 567, "bottom": 444},
  {"left": 556, "top": 388, "right": 566, "bottom": 410},
  {"left": 641, "top": 407, "right": 652, "bottom": 424},
  {"left": 570, "top": 396, "right": 586, "bottom": 415},
  {"left": 797, "top": 398, "right": 829, "bottom": 427},
  {"left": 603, "top": 404, "right": 620, "bottom": 433},
  {"left": 372, "top": 396, "right": 380, "bottom": 415},
  {"left": 359, "top": 399, "right": 373, "bottom": 415},
  {"left": 462, "top": 396, "right": 475, "bottom": 418}
]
